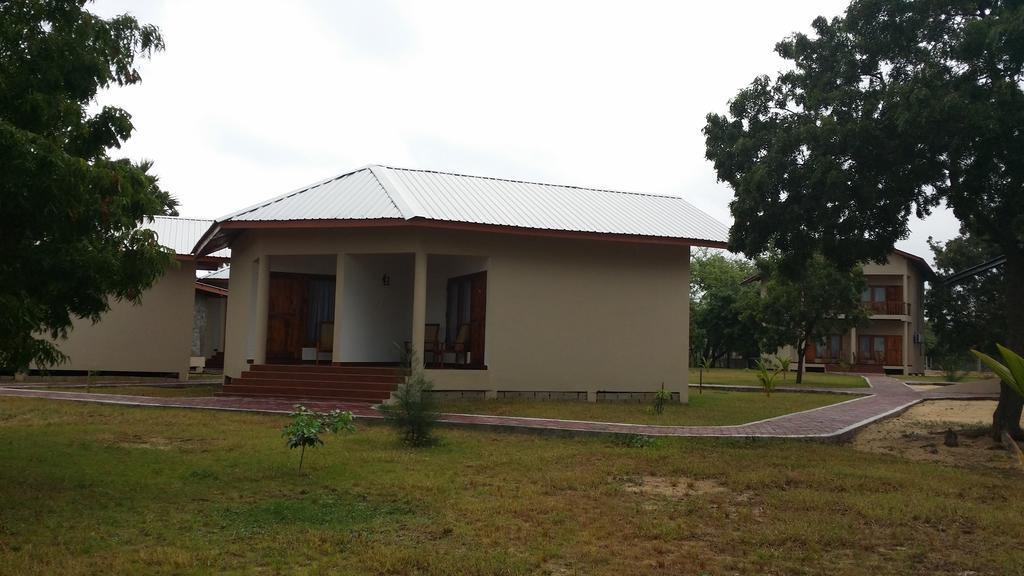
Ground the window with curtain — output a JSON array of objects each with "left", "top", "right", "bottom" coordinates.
[{"left": 306, "top": 279, "right": 335, "bottom": 344}]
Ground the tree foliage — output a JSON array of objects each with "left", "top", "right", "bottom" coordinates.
[
  {"left": 925, "top": 233, "right": 1006, "bottom": 367},
  {"left": 689, "top": 249, "right": 761, "bottom": 365},
  {"left": 757, "top": 254, "right": 867, "bottom": 384},
  {"left": 704, "top": 0, "right": 1024, "bottom": 437},
  {"left": 0, "top": 0, "right": 176, "bottom": 371}
]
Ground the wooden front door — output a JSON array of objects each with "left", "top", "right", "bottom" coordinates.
[
  {"left": 267, "top": 274, "right": 307, "bottom": 362},
  {"left": 468, "top": 271, "right": 486, "bottom": 366},
  {"left": 884, "top": 335, "right": 902, "bottom": 366}
]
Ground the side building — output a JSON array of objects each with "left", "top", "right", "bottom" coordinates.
[{"left": 43, "top": 216, "right": 229, "bottom": 379}]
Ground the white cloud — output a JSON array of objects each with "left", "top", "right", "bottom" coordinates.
[{"left": 91, "top": 0, "right": 960, "bottom": 262}]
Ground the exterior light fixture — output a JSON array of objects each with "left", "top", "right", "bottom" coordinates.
[{"left": 382, "top": 273, "right": 391, "bottom": 287}]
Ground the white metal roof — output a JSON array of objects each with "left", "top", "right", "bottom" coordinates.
[
  {"left": 202, "top": 165, "right": 728, "bottom": 251},
  {"left": 200, "top": 265, "right": 230, "bottom": 280},
  {"left": 142, "top": 216, "right": 230, "bottom": 257}
]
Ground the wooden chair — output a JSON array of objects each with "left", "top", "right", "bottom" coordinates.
[
  {"left": 424, "top": 323, "right": 442, "bottom": 366},
  {"left": 315, "top": 321, "right": 334, "bottom": 365},
  {"left": 449, "top": 323, "right": 470, "bottom": 365}
]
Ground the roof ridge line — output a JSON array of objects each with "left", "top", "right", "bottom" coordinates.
[
  {"left": 377, "top": 164, "right": 687, "bottom": 202},
  {"left": 368, "top": 165, "right": 424, "bottom": 219}
]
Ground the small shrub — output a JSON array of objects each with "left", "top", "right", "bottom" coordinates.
[
  {"left": 697, "top": 355, "right": 714, "bottom": 394},
  {"left": 936, "top": 355, "right": 968, "bottom": 382},
  {"left": 775, "top": 355, "right": 792, "bottom": 381},
  {"left": 651, "top": 383, "right": 673, "bottom": 414},
  {"left": 380, "top": 371, "right": 439, "bottom": 447},
  {"left": 282, "top": 404, "right": 355, "bottom": 470},
  {"left": 755, "top": 357, "right": 781, "bottom": 397}
]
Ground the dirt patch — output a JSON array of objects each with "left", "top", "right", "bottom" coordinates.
[
  {"left": 852, "top": 400, "right": 1016, "bottom": 470},
  {"left": 107, "top": 434, "right": 199, "bottom": 450},
  {"left": 622, "top": 475, "right": 729, "bottom": 498}
]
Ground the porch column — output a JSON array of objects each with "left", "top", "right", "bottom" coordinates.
[
  {"left": 253, "top": 256, "right": 270, "bottom": 364},
  {"left": 848, "top": 327, "right": 857, "bottom": 364},
  {"left": 903, "top": 273, "right": 910, "bottom": 316},
  {"left": 903, "top": 321, "right": 910, "bottom": 373},
  {"left": 410, "top": 250, "right": 427, "bottom": 371},
  {"left": 332, "top": 254, "right": 346, "bottom": 363}
]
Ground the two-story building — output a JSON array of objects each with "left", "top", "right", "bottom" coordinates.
[{"left": 801, "top": 250, "right": 933, "bottom": 375}]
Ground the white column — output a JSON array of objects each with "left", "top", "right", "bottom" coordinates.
[
  {"left": 410, "top": 250, "right": 427, "bottom": 371},
  {"left": 253, "top": 256, "right": 270, "bottom": 365},
  {"left": 849, "top": 327, "right": 857, "bottom": 364},
  {"left": 332, "top": 254, "right": 346, "bottom": 364}
]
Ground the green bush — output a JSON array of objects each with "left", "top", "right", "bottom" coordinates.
[
  {"left": 775, "top": 355, "right": 792, "bottom": 381},
  {"left": 652, "top": 383, "right": 672, "bottom": 414},
  {"left": 380, "top": 371, "right": 439, "bottom": 447},
  {"left": 282, "top": 405, "right": 355, "bottom": 470},
  {"left": 755, "top": 357, "right": 781, "bottom": 397}
]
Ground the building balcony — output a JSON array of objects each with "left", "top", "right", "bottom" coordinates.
[{"left": 864, "top": 301, "right": 910, "bottom": 316}]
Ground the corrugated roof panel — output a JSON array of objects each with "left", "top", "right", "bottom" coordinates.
[
  {"left": 385, "top": 167, "right": 729, "bottom": 242},
  {"left": 227, "top": 169, "right": 401, "bottom": 222},
  {"left": 215, "top": 165, "right": 729, "bottom": 244},
  {"left": 141, "top": 216, "right": 230, "bottom": 257},
  {"left": 201, "top": 266, "right": 230, "bottom": 280}
]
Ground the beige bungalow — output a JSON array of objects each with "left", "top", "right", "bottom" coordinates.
[
  {"left": 43, "top": 217, "right": 229, "bottom": 379},
  {"left": 193, "top": 165, "right": 728, "bottom": 402}
]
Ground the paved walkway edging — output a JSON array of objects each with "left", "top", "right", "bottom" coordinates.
[{"left": 0, "top": 374, "right": 997, "bottom": 440}]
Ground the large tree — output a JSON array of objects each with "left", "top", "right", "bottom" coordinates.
[
  {"left": 757, "top": 254, "right": 867, "bottom": 384},
  {"left": 689, "top": 249, "right": 762, "bottom": 366},
  {"left": 926, "top": 233, "right": 1007, "bottom": 368},
  {"left": 704, "top": 0, "right": 1024, "bottom": 439},
  {"left": 0, "top": 0, "right": 176, "bottom": 372}
]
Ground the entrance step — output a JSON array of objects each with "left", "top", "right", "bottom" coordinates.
[{"left": 223, "top": 363, "right": 404, "bottom": 402}]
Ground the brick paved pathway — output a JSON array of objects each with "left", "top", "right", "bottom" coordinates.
[{"left": 0, "top": 374, "right": 997, "bottom": 440}]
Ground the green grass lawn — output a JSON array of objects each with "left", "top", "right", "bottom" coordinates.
[
  {"left": 43, "top": 385, "right": 219, "bottom": 398},
  {"left": 1, "top": 398, "right": 1021, "bottom": 575},
  {"left": 437, "top": 390, "right": 848, "bottom": 426},
  {"left": 689, "top": 367, "right": 869, "bottom": 388}
]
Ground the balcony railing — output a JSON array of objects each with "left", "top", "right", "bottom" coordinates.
[{"left": 864, "top": 301, "right": 909, "bottom": 315}]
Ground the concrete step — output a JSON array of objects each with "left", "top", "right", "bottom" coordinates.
[
  {"left": 249, "top": 364, "right": 405, "bottom": 375},
  {"left": 239, "top": 371, "right": 403, "bottom": 384},
  {"left": 218, "top": 390, "right": 387, "bottom": 403},
  {"left": 233, "top": 377, "right": 398, "bottom": 392},
  {"left": 221, "top": 385, "right": 392, "bottom": 402}
]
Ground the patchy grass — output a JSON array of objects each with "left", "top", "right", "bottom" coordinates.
[
  {"left": 689, "top": 367, "right": 869, "bottom": 388},
  {"left": 1, "top": 397, "right": 1022, "bottom": 575},
  {"left": 42, "top": 385, "right": 219, "bottom": 398},
  {"left": 436, "top": 390, "right": 849, "bottom": 426}
]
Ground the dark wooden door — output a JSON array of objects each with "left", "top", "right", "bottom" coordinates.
[
  {"left": 468, "top": 271, "right": 487, "bottom": 366},
  {"left": 267, "top": 274, "right": 306, "bottom": 362},
  {"left": 885, "top": 335, "right": 902, "bottom": 366}
]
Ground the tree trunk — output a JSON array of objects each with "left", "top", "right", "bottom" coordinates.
[
  {"left": 993, "top": 251, "right": 1024, "bottom": 441},
  {"left": 796, "top": 338, "right": 806, "bottom": 384}
]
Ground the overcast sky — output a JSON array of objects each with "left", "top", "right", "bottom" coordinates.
[{"left": 91, "top": 0, "right": 961, "bottom": 263}]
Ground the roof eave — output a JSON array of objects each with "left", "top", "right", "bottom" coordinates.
[{"left": 196, "top": 217, "right": 728, "bottom": 250}]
